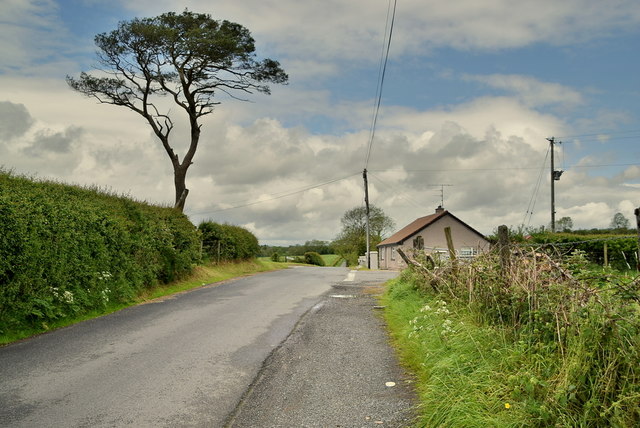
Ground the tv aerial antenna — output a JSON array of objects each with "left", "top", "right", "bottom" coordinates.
[{"left": 426, "top": 184, "right": 453, "bottom": 207}]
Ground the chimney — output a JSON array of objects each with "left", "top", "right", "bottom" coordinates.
[{"left": 435, "top": 205, "right": 444, "bottom": 213}]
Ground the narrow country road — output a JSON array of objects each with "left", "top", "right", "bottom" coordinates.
[{"left": 0, "top": 266, "right": 348, "bottom": 427}]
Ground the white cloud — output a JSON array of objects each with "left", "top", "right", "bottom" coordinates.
[
  {"left": 117, "top": 0, "right": 640, "bottom": 63},
  {"left": 463, "top": 74, "right": 584, "bottom": 109}
]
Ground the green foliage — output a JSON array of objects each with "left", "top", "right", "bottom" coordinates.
[
  {"left": 198, "top": 221, "right": 259, "bottom": 262},
  {"left": 333, "top": 205, "right": 395, "bottom": 266},
  {"left": 270, "top": 252, "right": 280, "bottom": 262},
  {"left": 385, "top": 247, "right": 640, "bottom": 427},
  {"left": 303, "top": 252, "right": 325, "bottom": 266},
  {"left": 0, "top": 171, "right": 200, "bottom": 334},
  {"left": 260, "top": 240, "right": 335, "bottom": 257},
  {"left": 610, "top": 212, "right": 631, "bottom": 230},
  {"left": 531, "top": 232, "right": 637, "bottom": 271},
  {"left": 556, "top": 216, "right": 573, "bottom": 232}
]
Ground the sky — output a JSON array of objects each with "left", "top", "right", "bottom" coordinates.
[{"left": 1, "top": 0, "right": 639, "bottom": 245}]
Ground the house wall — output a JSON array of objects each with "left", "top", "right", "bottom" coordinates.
[{"left": 378, "top": 215, "right": 490, "bottom": 270}]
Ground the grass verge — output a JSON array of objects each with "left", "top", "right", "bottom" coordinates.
[
  {"left": 382, "top": 275, "right": 531, "bottom": 427},
  {"left": 1, "top": 259, "right": 286, "bottom": 346}
]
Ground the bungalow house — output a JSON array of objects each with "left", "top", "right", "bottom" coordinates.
[{"left": 377, "top": 206, "right": 490, "bottom": 270}]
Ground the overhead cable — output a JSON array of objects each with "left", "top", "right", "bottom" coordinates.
[
  {"left": 191, "top": 172, "right": 360, "bottom": 215},
  {"left": 364, "top": 0, "right": 397, "bottom": 169}
]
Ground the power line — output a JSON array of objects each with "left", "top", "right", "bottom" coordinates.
[
  {"left": 557, "top": 129, "right": 640, "bottom": 140},
  {"left": 364, "top": 0, "right": 397, "bottom": 169},
  {"left": 368, "top": 172, "right": 429, "bottom": 210},
  {"left": 522, "top": 145, "right": 550, "bottom": 229},
  {"left": 370, "top": 162, "right": 638, "bottom": 173},
  {"left": 190, "top": 173, "right": 360, "bottom": 215}
]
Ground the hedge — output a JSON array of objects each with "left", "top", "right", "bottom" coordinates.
[
  {"left": 530, "top": 232, "right": 637, "bottom": 270},
  {"left": 0, "top": 171, "right": 201, "bottom": 333},
  {"left": 198, "top": 221, "right": 259, "bottom": 262}
]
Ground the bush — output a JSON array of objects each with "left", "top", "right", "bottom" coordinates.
[
  {"left": 0, "top": 171, "right": 201, "bottom": 333},
  {"left": 198, "top": 221, "right": 259, "bottom": 262},
  {"left": 529, "top": 232, "right": 637, "bottom": 271},
  {"left": 303, "top": 252, "right": 325, "bottom": 266}
]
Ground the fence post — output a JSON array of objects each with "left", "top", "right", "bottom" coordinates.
[
  {"left": 444, "top": 227, "right": 458, "bottom": 273},
  {"left": 635, "top": 207, "right": 640, "bottom": 271},
  {"left": 498, "top": 225, "right": 510, "bottom": 274}
]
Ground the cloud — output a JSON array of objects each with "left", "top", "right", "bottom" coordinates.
[
  {"left": 118, "top": 0, "right": 640, "bottom": 65},
  {"left": 0, "top": 101, "right": 34, "bottom": 140},
  {"left": 463, "top": 74, "right": 584, "bottom": 109},
  {"left": 1, "top": 0, "right": 637, "bottom": 245},
  {"left": 23, "top": 126, "right": 83, "bottom": 155}
]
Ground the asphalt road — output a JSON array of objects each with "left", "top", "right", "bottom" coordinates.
[
  {"left": 0, "top": 266, "right": 347, "bottom": 427},
  {"left": 227, "top": 270, "right": 417, "bottom": 428},
  {"left": 1, "top": 267, "right": 415, "bottom": 427}
]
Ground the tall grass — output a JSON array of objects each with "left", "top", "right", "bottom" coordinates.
[{"left": 383, "top": 249, "right": 640, "bottom": 427}]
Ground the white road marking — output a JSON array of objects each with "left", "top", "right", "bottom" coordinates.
[{"left": 343, "top": 271, "right": 356, "bottom": 282}]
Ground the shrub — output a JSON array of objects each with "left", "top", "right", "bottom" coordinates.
[
  {"left": 303, "top": 251, "right": 325, "bottom": 266},
  {"left": 0, "top": 171, "right": 201, "bottom": 333},
  {"left": 198, "top": 221, "right": 259, "bottom": 262}
]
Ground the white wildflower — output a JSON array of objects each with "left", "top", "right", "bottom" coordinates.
[{"left": 63, "top": 290, "right": 74, "bottom": 304}]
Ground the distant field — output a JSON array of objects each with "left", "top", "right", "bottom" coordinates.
[
  {"left": 321, "top": 254, "right": 342, "bottom": 266},
  {"left": 259, "top": 255, "right": 342, "bottom": 266}
]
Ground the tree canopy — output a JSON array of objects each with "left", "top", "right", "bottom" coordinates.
[
  {"left": 67, "top": 10, "right": 287, "bottom": 211},
  {"left": 610, "top": 212, "right": 631, "bottom": 230},
  {"left": 556, "top": 216, "right": 573, "bottom": 232},
  {"left": 333, "top": 205, "right": 395, "bottom": 265}
]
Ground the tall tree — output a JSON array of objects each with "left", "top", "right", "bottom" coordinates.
[
  {"left": 610, "top": 212, "right": 631, "bottom": 230},
  {"left": 67, "top": 10, "right": 287, "bottom": 211},
  {"left": 333, "top": 205, "right": 395, "bottom": 264},
  {"left": 556, "top": 216, "right": 573, "bottom": 232}
]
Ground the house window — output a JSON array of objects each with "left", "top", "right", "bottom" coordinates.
[
  {"left": 460, "top": 247, "right": 478, "bottom": 259},
  {"left": 391, "top": 248, "right": 396, "bottom": 261},
  {"left": 380, "top": 248, "right": 385, "bottom": 260},
  {"left": 433, "top": 249, "right": 449, "bottom": 261},
  {"left": 413, "top": 235, "right": 424, "bottom": 250}
]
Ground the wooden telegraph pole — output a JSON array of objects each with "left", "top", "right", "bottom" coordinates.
[
  {"left": 547, "top": 137, "right": 563, "bottom": 232},
  {"left": 363, "top": 169, "right": 371, "bottom": 269},
  {"left": 635, "top": 207, "right": 640, "bottom": 271}
]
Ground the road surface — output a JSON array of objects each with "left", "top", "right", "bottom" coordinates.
[{"left": 1, "top": 267, "right": 347, "bottom": 427}]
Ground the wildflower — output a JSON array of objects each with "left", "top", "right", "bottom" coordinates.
[
  {"left": 63, "top": 290, "right": 74, "bottom": 304},
  {"left": 419, "top": 304, "right": 432, "bottom": 312},
  {"left": 98, "top": 271, "right": 113, "bottom": 280},
  {"left": 505, "top": 403, "right": 511, "bottom": 409}
]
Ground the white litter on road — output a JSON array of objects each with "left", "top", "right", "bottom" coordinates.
[{"left": 330, "top": 294, "right": 357, "bottom": 299}]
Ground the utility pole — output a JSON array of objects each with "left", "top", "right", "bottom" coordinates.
[
  {"left": 363, "top": 169, "right": 371, "bottom": 268},
  {"left": 547, "top": 137, "right": 563, "bottom": 232}
]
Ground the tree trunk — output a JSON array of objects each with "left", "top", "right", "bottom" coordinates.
[{"left": 173, "top": 165, "right": 189, "bottom": 212}]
